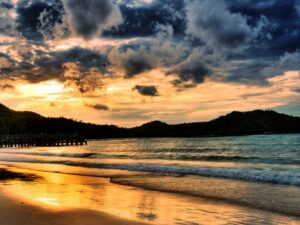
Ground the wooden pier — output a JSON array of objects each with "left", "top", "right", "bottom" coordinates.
[{"left": 0, "top": 135, "right": 88, "bottom": 148}]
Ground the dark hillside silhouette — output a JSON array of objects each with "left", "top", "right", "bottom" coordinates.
[
  {"left": 0, "top": 103, "right": 300, "bottom": 138},
  {"left": 0, "top": 104, "right": 126, "bottom": 138}
]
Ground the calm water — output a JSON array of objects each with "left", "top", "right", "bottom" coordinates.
[{"left": 0, "top": 134, "right": 300, "bottom": 224}]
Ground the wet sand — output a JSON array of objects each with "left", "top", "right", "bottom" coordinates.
[
  {"left": 0, "top": 168, "right": 146, "bottom": 225},
  {"left": 1, "top": 163, "right": 300, "bottom": 225}
]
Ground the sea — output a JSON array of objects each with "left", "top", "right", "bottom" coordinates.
[{"left": 0, "top": 134, "right": 300, "bottom": 225}]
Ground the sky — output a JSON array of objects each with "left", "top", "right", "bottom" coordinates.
[{"left": 0, "top": 0, "right": 300, "bottom": 127}]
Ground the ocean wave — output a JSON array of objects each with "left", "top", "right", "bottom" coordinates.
[
  {"left": 138, "top": 148, "right": 228, "bottom": 153},
  {"left": 173, "top": 155, "right": 259, "bottom": 161},
  {"left": 1, "top": 158, "right": 300, "bottom": 186},
  {"left": 0, "top": 152, "right": 95, "bottom": 158},
  {"left": 2, "top": 151, "right": 300, "bottom": 166},
  {"left": 0, "top": 151, "right": 263, "bottom": 162}
]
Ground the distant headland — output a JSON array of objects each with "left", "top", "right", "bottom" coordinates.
[{"left": 0, "top": 103, "right": 300, "bottom": 139}]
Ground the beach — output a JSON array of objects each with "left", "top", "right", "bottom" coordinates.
[
  {"left": 2, "top": 0, "right": 300, "bottom": 223},
  {"left": 0, "top": 168, "right": 146, "bottom": 225},
  {"left": 0, "top": 135, "right": 300, "bottom": 224},
  {"left": 0, "top": 188, "right": 146, "bottom": 225}
]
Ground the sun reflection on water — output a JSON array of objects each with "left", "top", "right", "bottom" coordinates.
[
  {"left": 2, "top": 165, "right": 300, "bottom": 225},
  {"left": 35, "top": 197, "right": 60, "bottom": 206}
]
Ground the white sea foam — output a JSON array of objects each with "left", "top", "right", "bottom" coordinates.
[
  {"left": 1, "top": 157, "right": 300, "bottom": 186},
  {"left": 0, "top": 151, "right": 94, "bottom": 158}
]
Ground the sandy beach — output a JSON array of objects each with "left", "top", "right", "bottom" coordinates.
[
  {"left": 0, "top": 137, "right": 300, "bottom": 225},
  {"left": 0, "top": 168, "right": 146, "bottom": 225}
]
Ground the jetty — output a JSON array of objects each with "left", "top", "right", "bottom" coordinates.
[{"left": 0, "top": 135, "right": 88, "bottom": 148}]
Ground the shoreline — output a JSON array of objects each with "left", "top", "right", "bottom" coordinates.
[
  {"left": 0, "top": 168, "right": 146, "bottom": 225},
  {"left": 2, "top": 163, "right": 300, "bottom": 219},
  {"left": 0, "top": 187, "right": 147, "bottom": 225},
  {"left": 1, "top": 164, "right": 300, "bottom": 224},
  {"left": 112, "top": 174, "right": 300, "bottom": 219}
]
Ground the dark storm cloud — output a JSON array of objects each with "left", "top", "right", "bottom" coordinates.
[
  {"left": 0, "top": 0, "right": 16, "bottom": 35},
  {"left": 108, "top": 25, "right": 189, "bottom": 79},
  {"left": 218, "top": 58, "right": 272, "bottom": 86},
  {"left": 227, "top": 0, "right": 300, "bottom": 56},
  {"left": 170, "top": 79, "right": 197, "bottom": 90},
  {"left": 133, "top": 85, "right": 159, "bottom": 96},
  {"left": 104, "top": 0, "right": 186, "bottom": 38},
  {"left": 169, "top": 63, "right": 211, "bottom": 84},
  {"left": 64, "top": 0, "right": 122, "bottom": 39},
  {"left": 16, "top": 0, "right": 64, "bottom": 40},
  {"left": 86, "top": 104, "right": 110, "bottom": 111},
  {"left": 262, "top": 51, "right": 300, "bottom": 78},
  {"left": 2, "top": 48, "right": 107, "bottom": 89},
  {"left": 186, "top": 0, "right": 254, "bottom": 52},
  {"left": 15, "top": 0, "right": 122, "bottom": 40},
  {"left": 1, "top": 0, "right": 300, "bottom": 90},
  {"left": 182, "top": 0, "right": 300, "bottom": 85},
  {"left": 293, "top": 88, "right": 300, "bottom": 93},
  {"left": 0, "top": 2, "right": 14, "bottom": 9},
  {"left": 50, "top": 47, "right": 108, "bottom": 72},
  {"left": 123, "top": 55, "right": 153, "bottom": 78},
  {"left": 110, "top": 41, "right": 156, "bottom": 78},
  {"left": 0, "top": 52, "right": 14, "bottom": 61},
  {"left": 0, "top": 53, "right": 15, "bottom": 74},
  {"left": 167, "top": 50, "right": 212, "bottom": 85}
]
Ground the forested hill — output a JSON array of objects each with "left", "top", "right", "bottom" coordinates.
[
  {"left": 0, "top": 104, "right": 125, "bottom": 138},
  {"left": 130, "top": 110, "right": 300, "bottom": 137},
  {"left": 0, "top": 103, "right": 300, "bottom": 138}
]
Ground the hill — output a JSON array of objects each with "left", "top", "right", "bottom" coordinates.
[
  {"left": 0, "top": 104, "right": 300, "bottom": 138},
  {"left": 130, "top": 110, "right": 300, "bottom": 137},
  {"left": 0, "top": 104, "right": 126, "bottom": 138}
]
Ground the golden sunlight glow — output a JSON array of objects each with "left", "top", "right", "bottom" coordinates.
[
  {"left": 17, "top": 80, "right": 64, "bottom": 99},
  {"left": 46, "top": 37, "right": 140, "bottom": 51},
  {"left": 1, "top": 71, "right": 299, "bottom": 127},
  {"left": 35, "top": 197, "right": 60, "bottom": 206}
]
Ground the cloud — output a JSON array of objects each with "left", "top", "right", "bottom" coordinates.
[
  {"left": 228, "top": 0, "right": 300, "bottom": 57},
  {"left": 15, "top": 0, "right": 123, "bottom": 40},
  {"left": 262, "top": 51, "right": 300, "bottom": 77},
  {"left": 186, "top": 0, "right": 254, "bottom": 52},
  {"left": 2, "top": 47, "right": 107, "bottom": 93},
  {"left": 296, "top": 0, "right": 300, "bottom": 16},
  {"left": 64, "top": 69, "right": 103, "bottom": 94},
  {"left": 1, "top": 0, "right": 300, "bottom": 94},
  {"left": 169, "top": 61, "right": 211, "bottom": 84},
  {"left": 0, "top": 2, "right": 14, "bottom": 9},
  {"left": 167, "top": 50, "right": 212, "bottom": 85},
  {"left": 0, "top": 83, "right": 15, "bottom": 91},
  {"left": 133, "top": 85, "right": 159, "bottom": 96},
  {"left": 217, "top": 58, "right": 272, "bottom": 86},
  {"left": 0, "top": 53, "right": 14, "bottom": 74},
  {"left": 124, "top": 56, "right": 152, "bottom": 78},
  {"left": 0, "top": 0, "right": 16, "bottom": 36},
  {"left": 107, "top": 0, "right": 300, "bottom": 87},
  {"left": 293, "top": 88, "right": 300, "bottom": 93},
  {"left": 109, "top": 47, "right": 154, "bottom": 78},
  {"left": 16, "top": 0, "right": 64, "bottom": 40},
  {"left": 108, "top": 25, "right": 187, "bottom": 78},
  {"left": 53, "top": 47, "right": 108, "bottom": 73},
  {"left": 86, "top": 104, "right": 110, "bottom": 111},
  {"left": 63, "top": 0, "right": 123, "bottom": 39},
  {"left": 104, "top": 0, "right": 186, "bottom": 38}
]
